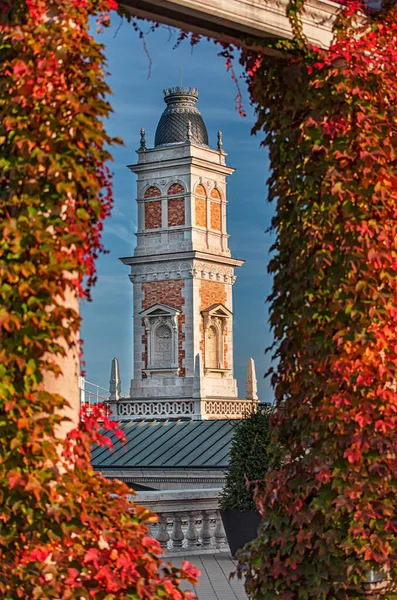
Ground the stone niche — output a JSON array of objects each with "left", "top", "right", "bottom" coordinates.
[
  {"left": 201, "top": 303, "right": 232, "bottom": 375},
  {"left": 140, "top": 304, "right": 181, "bottom": 375}
]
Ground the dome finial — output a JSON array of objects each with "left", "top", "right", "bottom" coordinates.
[
  {"left": 139, "top": 128, "right": 146, "bottom": 151},
  {"left": 217, "top": 130, "right": 223, "bottom": 151}
]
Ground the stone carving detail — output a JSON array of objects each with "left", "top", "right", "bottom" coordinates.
[
  {"left": 131, "top": 260, "right": 235, "bottom": 283},
  {"left": 153, "top": 323, "right": 173, "bottom": 367},
  {"left": 193, "top": 262, "right": 234, "bottom": 283}
]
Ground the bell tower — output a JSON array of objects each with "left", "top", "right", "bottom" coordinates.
[{"left": 115, "top": 87, "right": 256, "bottom": 421}]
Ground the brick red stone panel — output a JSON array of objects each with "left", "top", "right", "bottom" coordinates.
[
  {"left": 168, "top": 183, "right": 184, "bottom": 196},
  {"left": 145, "top": 200, "right": 162, "bottom": 229},
  {"left": 144, "top": 186, "right": 161, "bottom": 198},
  {"left": 168, "top": 198, "right": 185, "bottom": 226},
  {"left": 210, "top": 201, "right": 221, "bottom": 231},
  {"left": 142, "top": 280, "right": 185, "bottom": 376}
]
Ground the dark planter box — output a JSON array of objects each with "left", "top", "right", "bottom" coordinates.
[{"left": 220, "top": 508, "right": 262, "bottom": 558}]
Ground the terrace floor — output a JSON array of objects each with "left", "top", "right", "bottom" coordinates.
[{"left": 172, "top": 553, "right": 248, "bottom": 600}]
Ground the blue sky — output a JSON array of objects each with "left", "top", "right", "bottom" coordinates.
[{"left": 80, "top": 18, "right": 275, "bottom": 401}]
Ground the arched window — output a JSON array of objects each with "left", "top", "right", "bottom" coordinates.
[
  {"left": 210, "top": 188, "right": 221, "bottom": 231},
  {"left": 153, "top": 324, "right": 172, "bottom": 368},
  {"left": 206, "top": 325, "right": 219, "bottom": 369},
  {"left": 195, "top": 183, "right": 207, "bottom": 228},
  {"left": 144, "top": 186, "right": 162, "bottom": 229},
  {"left": 167, "top": 182, "right": 185, "bottom": 226}
]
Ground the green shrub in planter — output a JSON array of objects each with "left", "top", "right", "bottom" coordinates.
[{"left": 219, "top": 404, "right": 272, "bottom": 511}]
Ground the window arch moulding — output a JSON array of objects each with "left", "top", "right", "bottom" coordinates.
[
  {"left": 140, "top": 304, "right": 181, "bottom": 375},
  {"left": 143, "top": 185, "right": 161, "bottom": 199},
  {"left": 167, "top": 182, "right": 185, "bottom": 196}
]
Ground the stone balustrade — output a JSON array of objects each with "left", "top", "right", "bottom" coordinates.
[
  {"left": 111, "top": 397, "right": 256, "bottom": 420},
  {"left": 131, "top": 488, "right": 229, "bottom": 556}
]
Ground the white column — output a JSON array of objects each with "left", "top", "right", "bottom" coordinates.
[
  {"left": 221, "top": 198, "right": 227, "bottom": 252},
  {"left": 206, "top": 193, "right": 211, "bottom": 249},
  {"left": 137, "top": 199, "right": 144, "bottom": 232},
  {"left": 185, "top": 191, "right": 193, "bottom": 227}
]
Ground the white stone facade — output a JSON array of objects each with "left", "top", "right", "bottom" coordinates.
[{"left": 111, "top": 88, "right": 257, "bottom": 420}]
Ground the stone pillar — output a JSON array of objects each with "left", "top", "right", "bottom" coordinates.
[
  {"left": 109, "top": 357, "right": 121, "bottom": 401},
  {"left": 43, "top": 288, "right": 80, "bottom": 439},
  {"left": 192, "top": 353, "right": 204, "bottom": 398},
  {"left": 246, "top": 357, "right": 258, "bottom": 400}
]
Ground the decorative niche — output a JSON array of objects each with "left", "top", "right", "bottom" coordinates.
[
  {"left": 140, "top": 304, "right": 181, "bottom": 374},
  {"left": 201, "top": 304, "right": 232, "bottom": 374}
]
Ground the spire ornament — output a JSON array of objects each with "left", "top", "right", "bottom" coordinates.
[
  {"left": 186, "top": 120, "right": 192, "bottom": 142},
  {"left": 192, "top": 353, "right": 204, "bottom": 398},
  {"left": 139, "top": 127, "right": 147, "bottom": 151},
  {"left": 246, "top": 357, "right": 258, "bottom": 400},
  {"left": 217, "top": 130, "right": 223, "bottom": 151},
  {"left": 109, "top": 357, "right": 121, "bottom": 401}
]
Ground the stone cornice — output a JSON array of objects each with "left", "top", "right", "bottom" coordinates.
[
  {"left": 121, "top": 250, "right": 244, "bottom": 268},
  {"left": 127, "top": 260, "right": 239, "bottom": 284},
  {"left": 120, "top": 0, "right": 340, "bottom": 52},
  {"left": 128, "top": 153, "right": 234, "bottom": 177}
]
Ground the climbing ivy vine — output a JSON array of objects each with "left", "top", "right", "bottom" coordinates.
[
  {"left": 236, "top": 0, "right": 397, "bottom": 597},
  {"left": 2, "top": 0, "right": 397, "bottom": 598},
  {"left": 0, "top": 1, "right": 197, "bottom": 597}
]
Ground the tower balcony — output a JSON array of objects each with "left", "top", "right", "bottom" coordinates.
[{"left": 109, "top": 396, "right": 257, "bottom": 421}]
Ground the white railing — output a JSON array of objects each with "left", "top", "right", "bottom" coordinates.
[
  {"left": 116, "top": 398, "right": 195, "bottom": 419},
  {"left": 79, "top": 376, "right": 129, "bottom": 411},
  {"left": 132, "top": 489, "right": 229, "bottom": 556},
  {"left": 112, "top": 397, "right": 256, "bottom": 421}
]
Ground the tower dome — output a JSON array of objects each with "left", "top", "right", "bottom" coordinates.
[{"left": 154, "top": 87, "right": 209, "bottom": 147}]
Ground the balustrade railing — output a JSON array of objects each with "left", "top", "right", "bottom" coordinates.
[
  {"left": 112, "top": 397, "right": 256, "bottom": 421},
  {"left": 131, "top": 488, "right": 229, "bottom": 555}
]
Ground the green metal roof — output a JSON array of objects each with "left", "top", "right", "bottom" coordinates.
[{"left": 91, "top": 419, "right": 236, "bottom": 469}]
